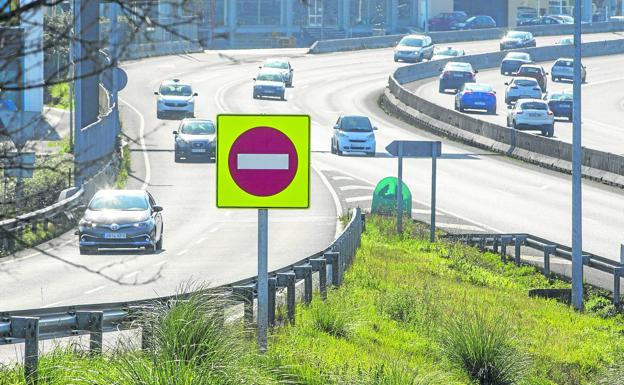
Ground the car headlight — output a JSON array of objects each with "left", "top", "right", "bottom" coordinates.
[
  {"left": 176, "top": 137, "right": 188, "bottom": 146},
  {"left": 367, "top": 134, "right": 376, "bottom": 141},
  {"left": 133, "top": 219, "right": 152, "bottom": 228},
  {"left": 79, "top": 220, "right": 96, "bottom": 229}
]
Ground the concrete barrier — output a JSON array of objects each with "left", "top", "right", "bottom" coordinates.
[
  {"left": 309, "top": 21, "right": 624, "bottom": 54},
  {"left": 384, "top": 38, "right": 624, "bottom": 188}
]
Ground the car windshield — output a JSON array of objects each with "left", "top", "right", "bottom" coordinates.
[
  {"left": 520, "top": 102, "right": 548, "bottom": 110},
  {"left": 550, "top": 93, "right": 573, "bottom": 101},
  {"left": 340, "top": 116, "right": 373, "bottom": 132},
  {"left": 514, "top": 79, "right": 538, "bottom": 87},
  {"left": 159, "top": 84, "right": 192, "bottom": 96},
  {"left": 555, "top": 60, "right": 574, "bottom": 67},
  {"left": 436, "top": 48, "right": 461, "bottom": 56},
  {"left": 257, "top": 73, "right": 284, "bottom": 82},
  {"left": 519, "top": 67, "right": 540, "bottom": 74},
  {"left": 465, "top": 84, "right": 493, "bottom": 92},
  {"left": 180, "top": 121, "right": 216, "bottom": 135},
  {"left": 507, "top": 31, "right": 526, "bottom": 39},
  {"left": 465, "top": 16, "right": 476, "bottom": 23},
  {"left": 88, "top": 193, "right": 149, "bottom": 211},
  {"left": 506, "top": 52, "right": 530, "bottom": 61},
  {"left": 264, "top": 60, "right": 288, "bottom": 69},
  {"left": 399, "top": 37, "right": 424, "bottom": 47}
]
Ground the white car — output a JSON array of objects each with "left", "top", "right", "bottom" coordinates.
[
  {"left": 154, "top": 79, "right": 197, "bottom": 119},
  {"left": 253, "top": 69, "right": 286, "bottom": 100},
  {"left": 331, "top": 115, "right": 377, "bottom": 157},
  {"left": 504, "top": 77, "right": 542, "bottom": 105},
  {"left": 506, "top": 99, "right": 555, "bottom": 137},
  {"left": 259, "top": 58, "right": 293, "bottom": 87},
  {"left": 431, "top": 46, "right": 466, "bottom": 61}
]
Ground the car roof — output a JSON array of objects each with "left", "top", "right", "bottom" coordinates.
[
  {"left": 161, "top": 79, "right": 191, "bottom": 87},
  {"left": 464, "top": 83, "right": 492, "bottom": 89},
  {"left": 403, "top": 34, "right": 428, "bottom": 39},
  {"left": 264, "top": 57, "right": 290, "bottom": 63},
  {"left": 444, "top": 61, "right": 473, "bottom": 70},
  {"left": 94, "top": 189, "right": 147, "bottom": 197},
  {"left": 505, "top": 52, "right": 531, "bottom": 59},
  {"left": 258, "top": 68, "right": 285, "bottom": 75},
  {"left": 519, "top": 64, "right": 542, "bottom": 69},
  {"left": 555, "top": 57, "right": 574, "bottom": 62},
  {"left": 512, "top": 77, "right": 538, "bottom": 83},
  {"left": 181, "top": 118, "right": 214, "bottom": 124}
]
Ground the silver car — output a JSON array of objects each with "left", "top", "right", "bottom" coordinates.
[
  {"left": 155, "top": 79, "right": 197, "bottom": 119},
  {"left": 394, "top": 34, "right": 434, "bottom": 63},
  {"left": 504, "top": 77, "right": 542, "bottom": 105},
  {"left": 173, "top": 119, "right": 216, "bottom": 162},
  {"left": 253, "top": 69, "right": 286, "bottom": 100},
  {"left": 551, "top": 58, "right": 586, "bottom": 83},
  {"left": 259, "top": 58, "right": 293, "bottom": 87},
  {"left": 78, "top": 190, "right": 164, "bottom": 254},
  {"left": 506, "top": 99, "right": 555, "bottom": 137}
]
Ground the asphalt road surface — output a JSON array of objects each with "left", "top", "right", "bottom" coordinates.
[{"left": 2, "top": 32, "right": 624, "bottom": 311}]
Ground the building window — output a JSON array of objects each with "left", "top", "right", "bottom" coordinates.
[
  {"left": 350, "top": 0, "right": 387, "bottom": 27},
  {"left": 237, "top": 0, "right": 282, "bottom": 26}
]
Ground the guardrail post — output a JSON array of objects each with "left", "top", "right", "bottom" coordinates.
[
  {"left": 500, "top": 235, "right": 512, "bottom": 264},
  {"left": 268, "top": 277, "right": 277, "bottom": 327},
  {"left": 294, "top": 265, "right": 313, "bottom": 305},
  {"left": 613, "top": 268, "right": 624, "bottom": 306},
  {"left": 310, "top": 258, "right": 327, "bottom": 300},
  {"left": 515, "top": 235, "right": 527, "bottom": 266},
  {"left": 543, "top": 245, "right": 557, "bottom": 277},
  {"left": 11, "top": 317, "right": 39, "bottom": 385},
  {"left": 232, "top": 285, "right": 255, "bottom": 325},
  {"left": 493, "top": 236, "right": 499, "bottom": 253},
  {"left": 277, "top": 272, "right": 296, "bottom": 324},
  {"left": 478, "top": 236, "right": 486, "bottom": 252},
  {"left": 324, "top": 252, "right": 340, "bottom": 287},
  {"left": 360, "top": 211, "right": 366, "bottom": 233},
  {"left": 76, "top": 311, "right": 103, "bottom": 354}
]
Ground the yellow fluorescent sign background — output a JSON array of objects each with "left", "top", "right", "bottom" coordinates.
[{"left": 216, "top": 114, "right": 310, "bottom": 209}]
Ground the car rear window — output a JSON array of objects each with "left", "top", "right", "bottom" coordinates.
[
  {"left": 550, "top": 93, "right": 573, "bottom": 101},
  {"left": 464, "top": 84, "right": 493, "bottom": 92},
  {"left": 519, "top": 67, "right": 540, "bottom": 74},
  {"left": 445, "top": 62, "right": 473, "bottom": 72},
  {"left": 520, "top": 102, "right": 548, "bottom": 110},
  {"left": 399, "top": 37, "right": 425, "bottom": 47},
  {"left": 555, "top": 60, "right": 573, "bottom": 67},
  {"left": 514, "top": 79, "right": 538, "bottom": 86},
  {"left": 506, "top": 52, "right": 530, "bottom": 61}
]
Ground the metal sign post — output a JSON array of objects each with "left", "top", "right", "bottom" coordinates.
[
  {"left": 257, "top": 208, "right": 268, "bottom": 352},
  {"left": 571, "top": 0, "right": 584, "bottom": 311},
  {"left": 386, "top": 140, "right": 441, "bottom": 240},
  {"left": 396, "top": 142, "right": 403, "bottom": 234},
  {"left": 216, "top": 115, "right": 310, "bottom": 352}
]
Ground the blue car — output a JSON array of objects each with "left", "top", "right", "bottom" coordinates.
[
  {"left": 454, "top": 83, "right": 497, "bottom": 114},
  {"left": 544, "top": 91, "right": 573, "bottom": 121}
]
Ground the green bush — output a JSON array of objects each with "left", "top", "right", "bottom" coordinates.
[
  {"left": 309, "top": 297, "right": 353, "bottom": 339},
  {"left": 440, "top": 309, "right": 530, "bottom": 385}
]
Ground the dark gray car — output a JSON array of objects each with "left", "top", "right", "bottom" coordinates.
[
  {"left": 173, "top": 118, "right": 216, "bottom": 162},
  {"left": 78, "top": 190, "right": 164, "bottom": 254}
]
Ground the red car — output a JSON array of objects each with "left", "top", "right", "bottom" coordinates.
[
  {"left": 428, "top": 11, "right": 467, "bottom": 31},
  {"left": 515, "top": 64, "right": 548, "bottom": 92}
]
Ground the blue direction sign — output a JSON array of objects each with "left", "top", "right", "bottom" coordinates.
[{"left": 386, "top": 140, "right": 441, "bottom": 158}]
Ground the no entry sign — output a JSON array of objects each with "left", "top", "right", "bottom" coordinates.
[{"left": 217, "top": 115, "right": 310, "bottom": 208}]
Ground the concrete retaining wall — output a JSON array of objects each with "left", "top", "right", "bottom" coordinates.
[
  {"left": 309, "top": 21, "right": 624, "bottom": 54},
  {"left": 120, "top": 41, "right": 203, "bottom": 60},
  {"left": 384, "top": 38, "right": 624, "bottom": 187}
]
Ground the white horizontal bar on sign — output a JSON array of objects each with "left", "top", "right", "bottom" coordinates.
[{"left": 237, "top": 154, "right": 289, "bottom": 170}]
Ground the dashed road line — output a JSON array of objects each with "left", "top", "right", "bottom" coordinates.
[
  {"left": 43, "top": 300, "right": 65, "bottom": 308},
  {"left": 339, "top": 185, "right": 374, "bottom": 191},
  {"left": 176, "top": 249, "right": 189, "bottom": 256},
  {"left": 345, "top": 196, "right": 372, "bottom": 203},
  {"left": 119, "top": 97, "right": 151, "bottom": 190},
  {"left": 123, "top": 270, "right": 141, "bottom": 279},
  {"left": 209, "top": 228, "right": 219, "bottom": 233},
  {"left": 195, "top": 237, "right": 207, "bottom": 245},
  {"left": 84, "top": 285, "right": 107, "bottom": 295},
  {"left": 155, "top": 260, "right": 168, "bottom": 267},
  {"left": 412, "top": 209, "right": 446, "bottom": 216}
]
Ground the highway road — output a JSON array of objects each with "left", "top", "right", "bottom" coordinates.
[
  {"left": 2, "top": 31, "right": 624, "bottom": 311},
  {"left": 411, "top": 52, "right": 624, "bottom": 155}
]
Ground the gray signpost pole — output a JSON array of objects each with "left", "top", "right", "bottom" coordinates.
[
  {"left": 257, "top": 208, "right": 269, "bottom": 352},
  {"left": 396, "top": 142, "right": 404, "bottom": 234},
  {"left": 430, "top": 143, "right": 437, "bottom": 243},
  {"left": 571, "top": 0, "right": 584, "bottom": 311}
]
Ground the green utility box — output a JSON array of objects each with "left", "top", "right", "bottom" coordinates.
[{"left": 371, "top": 177, "right": 412, "bottom": 217}]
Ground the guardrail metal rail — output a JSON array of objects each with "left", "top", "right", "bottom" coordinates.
[{"left": 0, "top": 208, "right": 365, "bottom": 384}]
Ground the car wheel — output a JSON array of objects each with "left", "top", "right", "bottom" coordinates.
[
  {"left": 157, "top": 111, "right": 163, "bottom": 119},
  {"left": 79, "top": 247, "right": 94, "bottom": 255},
  {"left": 506, "top": 117, "right": 511, "bottom": 127},
  {"left": 512, "top": 120, "right": 518, "bottom": 130},
  {"left": 330, "top": 140, "right": 336, "bottom": 154},
  {"left": 458, "top": 103, "right": 464, "bottom": 112},
  {"left": 156, "top": 234, "right": 163, "bottom": 251},
  {"left": 367, "top": 151, "right": 375, "bottom": 158},
  {"left": 253, "top": 93, "right": 258, "bottom": 99},
  {"left": 336, "top": 144, "right": 343, "bottom": 156},
  {"left": 547, "top": 125, "right": 555, "bottom": 137},
  {"left": 489, "top": 107, "right": 497, "bottom": 115},
  {"left": 438, "top": 85, "right": 445, "bottom": 93},
  {"left": 582, "top": 76, "right": 586, "bottom": 83}
]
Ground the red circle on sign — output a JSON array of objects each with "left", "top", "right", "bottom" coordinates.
[{"left": 228, "top": 126, "right": 298, "bottom": 197}]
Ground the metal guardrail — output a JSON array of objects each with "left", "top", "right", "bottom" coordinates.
[
  {"left": 446, "top": 233, "right": 624, "bottom": 305},
  {"left": 0, "top": 208, "right": 365, "bottom": 384}
]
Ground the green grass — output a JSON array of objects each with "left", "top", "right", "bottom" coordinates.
[
  {"left": 266, "top": 216, "right": 624, "bottom": 385},
  {"left": 46, "top": 83, "right": 70, "bottom": 110}
]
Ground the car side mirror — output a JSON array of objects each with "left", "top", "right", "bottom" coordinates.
[
  {"left": 154, "top": 91, "right": 159, "bottom": 95},
  {"left": 253, "top": 77, "right": 256, "bottom": 81},
  {"left": 193, "top": 92, "right": 198, "bottom": 96},
  {"left": 373, "top": 126, "right": 378, "bottom": 130},
  {"left": 545, "top": 72, "right": 549, "bottom": 75},
  {"left": 258, "top": 65, "right": 262, "bottom": 69},
  {"left": 493, "top": 91, "right": 497, "bottom": 94},
  {"left": 504, "top": 82, "right": 509, "bottom": 86},
  {"left": 152, "top": 205, "right": 163, "bottom": 212},
  {"left": 333, "top": 125, "right": 340, "bottom": 130},
  {"left": 172, "top": 130, "right": 178, "bottom": 135},
  {"left": 474, "top": 70, "right": 479, "bottom": 74}
]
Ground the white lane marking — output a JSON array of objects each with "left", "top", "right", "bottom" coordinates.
[
  {"left": 312, "top": 165, "right": 343, "bottom": 239},
  {"left": 43, "top": 300, "right": 65, "bottom": 308},
  {"left": 435, "top": 223, "right": 485, "bottom": 232},
  {"left": 195, "top": 237, "right": 207, "bottom": 245},
  {"left": 0, "top": 238, "right": 74, "bottom": 266},
  {"left": 345, "top": 196, "right": 372, "bottom": 203},
  {"left": 176, "top": 249, "right": 189, "bottom": 256},
  {"left": 339, "top": 185, "right": 374, "bottom": 191},
  {"left": 84, "top": 285, "right": 107, "bottom": 295},
  {"left": 119, "top": 97, "right": 151, "bottom": 190},
  {"left": 237, "top": 154, "right": 289, "bottom": 170},
  {"left": 123, "top": 270, "right": 141, "bottom": 279},
  {"left": 209, "top": 228, "right": 219, "bottom": 233},
  {"left": 155, "top": 260, "right": 168, "bottom": 267},
  {"left": 332, "top": 176, "right": 354, "bottom": 181}
]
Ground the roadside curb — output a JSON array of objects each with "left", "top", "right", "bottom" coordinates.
[{"left": 379, "top": 89, "right": 624, "bottom": 189}]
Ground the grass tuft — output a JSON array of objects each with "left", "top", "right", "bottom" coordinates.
[{"left": 309, "top": 297, "right": 353, "bottom": 338}]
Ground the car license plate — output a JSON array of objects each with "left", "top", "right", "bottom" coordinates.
[
  {"left": 104, "top": 233, "right": 126, "bottom": 239},
  {"left": 453, "top": 74, "right": 463, "bottom": 77},
  {"left": 529, "top": 113, "right": 540, "bottom": 117},
  {"left": 474, "top": 102, "right": 486, "bottom": 106},
  {"left": 191, "top": 148, "right": 206, "bottom": 153}
]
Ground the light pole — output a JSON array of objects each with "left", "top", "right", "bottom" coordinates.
[{"left": 571, "top": 0, "right": 584, "bottom": 311}]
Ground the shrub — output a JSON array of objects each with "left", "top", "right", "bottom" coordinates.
[
  {"left": 380, "top": 284, "right": 440, "bottom": 333},
  {"left": 440, "top": 309, "right": 530, "bottom": 385},
  {"left": 309, "top": 298, "right": 353, "bottom": 338}
]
